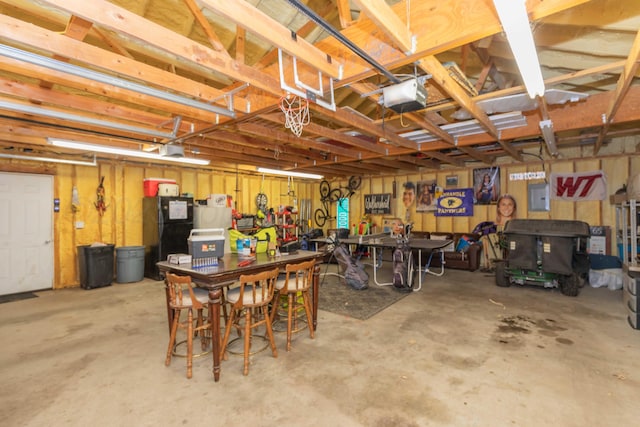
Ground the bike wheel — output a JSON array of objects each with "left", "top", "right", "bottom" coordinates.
[
  {"left": 314, "top": 208, "right": 327, "bottom": 227},
  {"left": 348, "top": 175, "right": 362, "bottom": 191},
  {"left": 319, "top": 180, "right": 330, "bottom": 200},
  {"left": 328, "top": 188, "right": 343, "bottom": 203}
]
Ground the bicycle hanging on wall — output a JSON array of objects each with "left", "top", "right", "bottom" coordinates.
[{"left": 314, "top": 176, "right": 362, "bottom": 227}]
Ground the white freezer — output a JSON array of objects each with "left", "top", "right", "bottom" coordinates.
[{"left": 193, "top": 206, "right": 232, "bottom": 253}]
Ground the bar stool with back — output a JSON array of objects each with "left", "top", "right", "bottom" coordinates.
[
  {"left": 220, "top": 267, "right": 280, "bottom": 376},
  {"left": 164, "top": 272, "right": 212, "bottom": 379},
  {"left": 270, "top": 259, "right": 316, "bottom": 351}
]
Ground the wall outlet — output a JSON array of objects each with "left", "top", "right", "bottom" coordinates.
[{"left": 75, "top": 221, "right": 84, "bottom": 229}]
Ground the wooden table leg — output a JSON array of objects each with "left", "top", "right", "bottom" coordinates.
[
  {"left": 208, "top": 288, "right": 222, "bottom": 382},
  {"left": 312, "top": 263, "right": 320, "bottom": 331}
]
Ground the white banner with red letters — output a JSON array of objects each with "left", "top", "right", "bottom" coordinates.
[{"left": 550, "top": 170, "right": 607, "bottom": 201}]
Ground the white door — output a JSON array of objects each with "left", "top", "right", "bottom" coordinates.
[{"left": 0, "top": 172, "right": 54, "bottom": 295}]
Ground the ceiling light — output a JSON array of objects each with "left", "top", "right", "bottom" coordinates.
[
  {"left": 48, "top": 138, "right": 210, "bottom": 165},
  {"left": 539, "top": 119, "right": 558, "bottom": 157},
  {"left": 0, "top": 152, "right": 97, "bottom": 166},
  {"left": 257, "top": 167, "right": 323, "bottom": 180},
  {"left": 0, "top": 99, "right": 174, "bottom": 139},
  {"left": 0, "top": 44, "right": 235, "bottom": 118},
  {"left": 493, "top": 0, "right": 545, "bottom": 99}
]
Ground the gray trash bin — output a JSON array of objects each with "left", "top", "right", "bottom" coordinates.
[{"left": 116, "top": 246, "right": 145, "bottom": 283}]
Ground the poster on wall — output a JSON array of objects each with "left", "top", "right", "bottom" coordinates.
[
  {"left": 549, "top": 170, "right": 607, "bottom": 201},
  {"left": 401, "top": 181, "right": 416, "bottom": 222},
  {"left": 473, "top": 167, "right": 501, "bottom": 204},
  {"left": 336, "top": 198, "right": 349, "bottom": 229},
  {"left": 364, "top": 193, "right": 392, "bottom": 214},
  {"left": 435, "top": 188, "right": 474, "bottom": 217},
  {"left": 416, "top": 180, "right": 439, "bottom": 212}
]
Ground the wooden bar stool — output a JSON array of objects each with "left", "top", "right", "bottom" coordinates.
[
  {"left": 164, "top": 272, "right": 211, "bottom": 379},
  {"left": 220, "top": 267, "right": 280, "bottom": 376},
  {"left": 270, "top": 259, "right": 316, "bottom": 351}
]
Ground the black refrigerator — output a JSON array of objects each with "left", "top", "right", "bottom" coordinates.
[{"left": 143, "top": 196, "right": 193, "bottom": 280}]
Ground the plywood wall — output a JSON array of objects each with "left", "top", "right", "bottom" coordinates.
[{"left": 0, "top": 138, "right": 637, "bottom": 289}]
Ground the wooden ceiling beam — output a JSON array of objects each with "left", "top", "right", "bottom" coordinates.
[
  {"left": 456, "top": 147, "right": 495, "bottom": 165},
  {"left": 395, "top": 155, "right": 440, "bottom": 170},
  {"left": 0, "top": 77, "right": 195, "bottom": 134},
  {"left": 229, "top": 125, "right": 328, "bottom": 162},
  {"left": 0, "top": 56, "right": 220, "bottom": 125},
  {"left": 182, "top": 0, "right": 228, "bottom": 54},
  {"left": 196, "top": 0, "right": 342, "bottom": 79},
  {"left": 471, "top": 37, "right": 509, "bottom": 90},
  {"left": 250, "top": 117, "right": 363, "bottom": 158},
  {"left": 235, "top": 26, "right": 246, "bottom": 64},
  {"left": 0, "top": 14, "right": 250, "bottom": 113},
  {"left": 404, "top": 112, "right": 455, "bottom": 145},
  {"left": 352, "top": 0, "right": 414, "bottom": 54},
  {"left": 37, "top": 0, "right": 281, "bottom": 94},
  {"left": 310, "top": 104, "right": 419, "bottom": 151},
  {"left": 426, "top": 60, "right": 626, "bottom": 113},
  {"left": 252, "top": 3, "right": 337, "bottom": 71},
  {"left": 594, "top": 28, "right": 640, "bottom": 153},
  {"left": 319, "top": 0, "right": 591, "bottom": 87},
  {"left": 418, "top": 57, "right": 520, "bottom": 160},
  {"left": 336, "top": 0, "right": 354, "bottom": 28},
  {"left": 259, "top": 113, "right": 390, "bottom": 156},
  {"left": 38, "top": 15, "right": 93, "bottom": 90}
]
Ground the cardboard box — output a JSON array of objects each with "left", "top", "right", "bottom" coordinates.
[
  {"left": 207, "top": 194, "right": 228, "bottom": 207},
  {"left": 167, "top": 253, "right": 192, "bottom": 264},
  {"left": 610, "top": 193, "right": 627, "bottom": 204},
  {"left": 589, "top": 226, "right": 611, "bottom": 255}
]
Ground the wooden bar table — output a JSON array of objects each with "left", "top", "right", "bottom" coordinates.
[{"left": 157, "top": 250, "right": 324, "bottom": 382}]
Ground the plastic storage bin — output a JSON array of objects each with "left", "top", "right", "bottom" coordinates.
[
  {"left": 116, "top": 246, "right": 145, "bottom": 283},
  {"left": 143, "top": 178, "right": 177, "bottom": 197},
  {"left": 77, "top": 244, "right": 115, "bottom": 289}
]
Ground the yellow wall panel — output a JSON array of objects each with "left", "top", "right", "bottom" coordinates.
[
  {"left": 574, "top": 159, "right": 601, "bottom": 227},
  {"left": 3, "top": 142, "right": 640, "bottom": 289}
]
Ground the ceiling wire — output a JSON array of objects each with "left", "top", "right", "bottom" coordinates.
[{"left": 285, "top": 0, "right": 401, "bottom": 84}]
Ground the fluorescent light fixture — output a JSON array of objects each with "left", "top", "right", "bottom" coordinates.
[
  {"left": 0, "top": 44, "right": 235, "bottom": 118},
  {"left": 48, "top": 138, "right": 210, "bottom": 165},
  {"left": 257, "top": 167, "right": 323, "bottom": 180},
  {"left": 539, "top": 119, "right": 558, "bottom": 157},
  {"left": 0, "top": 99, "right": 174, "bottom": 139},
  {"left": 493, "top": 0, "right": 545, "bottom": 99},
  {"left": 0, "top": 153, "right": 97, "bottom": 166}
]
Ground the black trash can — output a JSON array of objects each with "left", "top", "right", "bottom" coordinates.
[
  {"left": 77, "top": 244, "right": 115, "bottom": 289},
  {"left": 116, "top": 246, "right": 145, "bottom": 283}
]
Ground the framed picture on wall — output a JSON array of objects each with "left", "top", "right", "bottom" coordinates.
[
  {"left": 445, "top": 175, "right": 458, "bottom": 187},
  {"left": 473, "top": 167, "right": 501, "bottom": 205},
  {"left": 417, "top": 180, "right": 437, "bottom": 212}
]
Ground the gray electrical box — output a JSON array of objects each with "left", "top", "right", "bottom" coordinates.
[{"left": 528, "top": 183, "right": 550, "bottom": 212}]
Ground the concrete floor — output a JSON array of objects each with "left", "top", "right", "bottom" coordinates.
[{"left": 1, "top": 264, "right": 638, "bottom": 427}]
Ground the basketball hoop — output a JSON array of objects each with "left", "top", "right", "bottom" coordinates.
[{"left": 279, "top": 94, "right": 310, "bottom": 137}]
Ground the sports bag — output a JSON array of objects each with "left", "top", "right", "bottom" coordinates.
[
  {"left": 333, "top": 244, "right": 368, "bottom": 290},
  {"left": 392, "top": 239, "right": 413, "bottom": 293}
]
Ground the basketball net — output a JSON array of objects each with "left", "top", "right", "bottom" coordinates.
[{"left": 279, "top": 95, "right": 310, "bottom": 137}]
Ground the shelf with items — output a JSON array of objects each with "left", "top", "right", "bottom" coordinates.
[
  {"left": 615, "top": 199, "right": 639, "bottom": 272},
  {"left": 615, "top": 199, "right": 640, "bottom": 330},
  {"left": 275, "top": 211, "right": 298, "bottom": 244}
]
